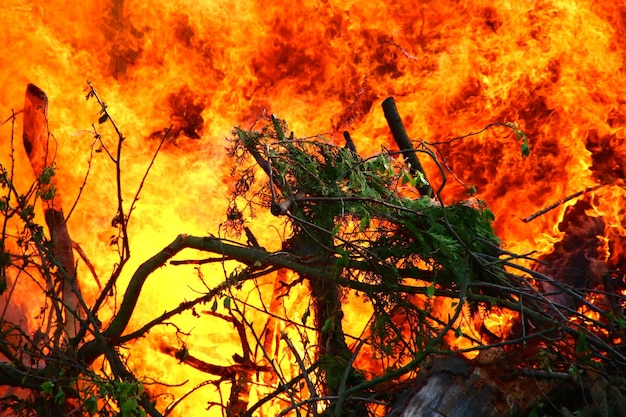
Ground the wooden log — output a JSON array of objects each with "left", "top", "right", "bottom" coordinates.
[
  {"left": 23, "top": 83, "right": 79, "bottom": 335},
  {"left": 387, "top": 356, "right": 499, "bottom": 417},
  {"left": 388, "top": 353, "right": 626, "bottom": 417}
]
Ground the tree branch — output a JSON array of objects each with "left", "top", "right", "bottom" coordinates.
[{"left": 382, "top": 97, "right": 433, "bottom": 197}]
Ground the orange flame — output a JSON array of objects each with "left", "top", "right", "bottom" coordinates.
[{"left": 2, "top": 0, "right": 626, "bottom": 415}]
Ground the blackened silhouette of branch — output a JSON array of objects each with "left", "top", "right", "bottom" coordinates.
[{"left": 382, "top": 97, "right": 433, "bottom": 197}]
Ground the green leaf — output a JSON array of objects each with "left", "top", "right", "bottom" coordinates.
[
  {"left": 359, "top": 212, "right": 370, "bottom": 231},
  {"left": 223, "top": 296, "right": 231, "bottom": 310},
  {"left": 210, "top": 299, "right": 218, "bottom": 312},
  {"left": 116, "top": 380, "right": 133, "bottom": 399},
  {"left": 414, "top": 170, "right": 428, "bottom": 187},
  {"left": 98, "top": 113, "right": 109, "bottom": 124},
  {"left": 84, "top": 396, "right": 98, "bottom": 415},
  {"left": 520, "top": 137, "right": 530, "bottom": 157},
  {"left": 483, "top": 208, "right": 496, "bottom": 222},
  {"left": 335, "top": 247, "right": 349, "bottom": 268},
  {"left": 120, "top": 398, "right": 139, "bottom": 416},
  {"left": 272, "top": 115, "right": 285, "bottom": 141},
  {"left": 54, "top": 387, "right": 66, "bottom": 405},
  {"left": 321, "top": 318, "right": 333, "bottom": 332},
  {"left": 426, "top": 284, "right": 435, "bottom": 298},
  {"left": 41, "top": 380, "right": 54, "bottom": 395},
  {"left": 575, "top": 331, "right": 589, "bottom": 354},
  {"left": 37, "top": 166, "right": 55, "bottom": 184},
  {"left": 301, "top": 307, "right": 310, "bottom": 326},
  {"left": 401, "top": 170, "right": 412, "bottom": 186},
  {"left": 38, "top": 184, "right": 56, "bottom": 200}
]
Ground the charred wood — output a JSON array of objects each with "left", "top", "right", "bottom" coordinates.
[
  {"left": 535, "top": 198, "right": 606, "bottom": 311},
  {"left": 387, "top": 353, "right": 626, "bottom": 417}
]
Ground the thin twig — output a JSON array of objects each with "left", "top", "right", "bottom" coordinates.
[
  {"left": 334, "top": 338, "right": 365, "bottom": 416},
  {"left": 281, "top": 331, "right": 318, "bottom": 417},
  {"left": 277, "top": 396, "right": 388, "bottom": 417},
  {"left": 522, "top": 185, "right": 604, "bottom": 223},
  {"left": 127, "top": 125, "right": 172, "bottom": 224},
  {"left": 233, "top": 304, "right": 303, "bottom": 417},
  {"left": 163, "top": 380, "right": 212, "bottom": 417},
  {"left": 514, "top": 368, "right": 573, "bottom": 381},
  {"left": 0, "top": 109, "right": 22, "bottom": 125},
  {"left": 91, "top": 124, "right": 116, "bottom": 162},
  {"left": 71, "top": 240, "right": 102, "bottom": 290},
  {"left": 65, "top": 133, "right": 98, "bottom": 223},
  {"left": 85, "top": 80, "right": 130, "bottom": 262},
  {"left": 242, "top": 362, "right": 321, "bottom": 417}
]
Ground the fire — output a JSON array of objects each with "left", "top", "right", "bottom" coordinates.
[{"left": 1, "top": 0, "right": 626, "bottom": 415}]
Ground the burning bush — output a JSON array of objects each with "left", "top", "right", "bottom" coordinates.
[{"left": 0, "top": 84, "right": 624, "bottom": 417}]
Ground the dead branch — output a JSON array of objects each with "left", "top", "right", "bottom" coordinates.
[
  {"left": 71, "top": 240, "right": 102, "bottom": 290},
  {"left": 382, "top": 97, "right": 433, "bottom": 197},
  {"left": 343, "top": 131, "right": 357, "bottom": 153},
  {"left": 23, "top": 83, "right": 80, "bottom": 335},
  {"left": 281, "top": 331, "right": 319, "bottom": 415},
  {"left": 242, "top": 362, "right": 321, "bottom": 417},
  {"left": 160, "top": 345, "right": 270, "bottom": 378},
  {"left": 522, "top": 185, "right": 603, "bottom": 223}
]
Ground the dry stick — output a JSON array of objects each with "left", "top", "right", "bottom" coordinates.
[
  {"left": 343, "top": 131, "right": 357, "bottom": 153},
  {"left": 127, "top": 124, "right": 173, "bottom": 224},
  {"left": 242, "top": 362, "right": 321, "bottom": 417},
  {"left": 281, "top": 331, "right": 319, "bottom": 417},
  {"left": 163, "top": 380, "right": 214, "bottom": 417},
  {"left": 64, "top": 133, "right": 96, "bottom": 223},
  {"left": 232, "top": 303, "right": 304, "bottom": 416},
  {"left": 381, "top": 97, "right": 433, "bottom": 197},
  {"left": 334, "top": 298, "right": 466, "bottom": 414},
  {"left": 514, "top": 368, "right": 573, "bottom": 381},
  {"left": 159, "top": 344, "right": 270, "bottom": 378},
  {"left": 71, "top": 241, "right": 102, "bottom": 290},
  {"left": 23, "top": 83, "right": 80, "bottom": 337},
  {"left": 522, "top": 185, "right": 603, "bottom": 223},
  {"left": 333, "top": 338, "right": 365, "bottom": 415},
  {"left": 0, "top": 111, "right": 20, "bottom": 321}
]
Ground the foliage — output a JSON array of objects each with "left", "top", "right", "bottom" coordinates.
[
  {"left": 228, "top": 120, "right": 502, "bottom": 283},
  {"left": 226, "top": 118, "right": 511, "bottom": 358}
]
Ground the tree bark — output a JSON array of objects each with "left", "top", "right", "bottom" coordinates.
[
  {"left": 388, "top": 356, "right": 499, "bottom": 417},
  {"left": 23, "top": 83, "right": 79, "bottom": 336},
  {"left": 388, "top": 353, "right": 626, "bottom": 417}
]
